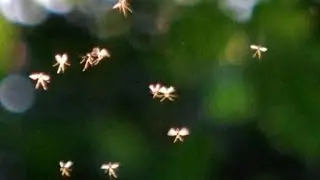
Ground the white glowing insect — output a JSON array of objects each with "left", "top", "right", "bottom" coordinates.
[
  {"left": 29, "top": 72, "right": 50, "bottom": 90},
  {"left": 149, "top": 83, "right": 163, "bottom": 98},
  {"left": 101, "top": 162, "right": 120, "bottom": 179},
  {"left": 167, "top": 127, "right": 189, "bottom": 143},
  {"left": 250, "top": 44, "right": 268, "bottom": 59},
  {"left": 112, "top": 0, "right": 132, "bottom": 17},
  {"left": 80, "top": 53, "right": 95, "bottom": 71},
  {"left": 53, "top": 53, "right": 70, "bottom": 74},
  {"left": 158, "top": 86, "right": 177, "bottom": 102},
  {"left": 59, "top": 160, "right": 73, "bottom": 177},
  {"left": 91, "top": 47, "right": 111, "bottom": 65}
]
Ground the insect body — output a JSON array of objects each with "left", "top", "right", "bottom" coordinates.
[
  {"left": 167, "top": 127, "right": 189, "bottom": 143},
  {"left": 91, "top": 47, "right": 110, "bottom": 65},
  {"left": 81, "top": 47, "right": 111, "bottom": 71},
  {"left": 250, "top": 44, "right": 268, "bottom": 59},
  {"left": 59, "top": 161, "right": 73, "bottom": 177},
  {"left": 101, "top": 162, "right": 120, "bottom": 179},
  {"left": 29, "top": 72, "right": 50, "bottom": 90},
  {"left": 159, "top": 86, "right": 177, "bottom": 102},
  {"left": 113, "top": 0, "right": 132, "bottom": 17},
  {"left": 53, "top": 53, "right": 70, "bottom": 74}
]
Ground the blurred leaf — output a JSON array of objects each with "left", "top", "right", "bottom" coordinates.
[
  {"left": 165, "top": 5, "right": 235, "bottom": 84},
  {"left": 90, "top": 118, "right": 151, "bottom": 175},
  {"left": 255, "top": 1, "right": 311, "bottom": 43},
  {"left": 159, "top": 130, "right": 217, "bottom": 180},
  {"left": 0, "top": 17, "right": 18, "bottom": 75},
  {"left": 205, "top": 66, "right": 256, "bottom": 123}
]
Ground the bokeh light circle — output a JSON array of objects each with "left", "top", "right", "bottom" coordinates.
[
  {"left": 0, "top": 0, "right": 48, "bottom": 26},
  {"left": 0, "top": 74, "right": 35, "bottom": 113},
  {"left": 34, "top": 0, "right": 74, "bottom": 14}
]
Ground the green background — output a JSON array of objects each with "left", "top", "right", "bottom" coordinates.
[{"left": 0, "top": 0, "right": 318, "bottom": 180}]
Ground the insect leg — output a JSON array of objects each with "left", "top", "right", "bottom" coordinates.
[
  {"left": 252, "top": 51, "right": 258, "bottom": 58},
  {"left": 160, "top": 97, "right": 166, "bottom": 102},
  {"left": 57, "top": 66, "right": 61, "bottom": 74},
  {"left": 257, "top": 51, "right": 261, "bottom": 59},
  {"left": 179, "top": 136, "right": 183, "bottom": 142},
  {"left": 127, "top": 7, "right": 132, "bottom": 13},
  {"left": 35, "top": 80, "right": 41, "bottom": 89},
  {"left": 83, "top": 62, "right": 90, "bottom": 71},
  {"left": 41, "top": 81, "right": 47, "bottom": 90},
  {"left": 94, "top": 60, "right": 100, "bottom": 65},
  {"left": 80, "top": 57, "right": 86, "bottom": 64},
  {"left": 152, "top": 93, "right": 157, "bottom": 98},
  {"left": 173, "top": 136, "right": 179, "bottom": 143},
  {"left": 153, "top": 93, "right": 163, "bottom": 99},
  {"left": 111, "top": 170, "right": 117, "bottom": 178}
]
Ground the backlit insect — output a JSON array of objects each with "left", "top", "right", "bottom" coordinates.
[
  {"left": 29, "top": 72, "right": 50, "bottom": 90},
  {"left": 250, "top": 44, "right": 268, "bottom": 59},
  {"left": 167, "top": 127, "right": 189, "bottom": 143},
  {"left": 90, "top": 47, "right": 110, "bottom": 65},
  {"left": 101, "top": 162, "right": 120, "bottom": 179},
  {"left": 59, "top": 160, "right": 73, "bottom": 177},
  {"left": 159, "top": 86, "right": 177, "bottom": 102},
  {"left": 80, "top": 53, "right": 95, "bottom": 71},
  {"left": 112, "top": 0, "right": 132, "bottom": 17},
  {"left": 53, "top": 53, "right": 70, "bottom": 74},
  {"left": 149, "top": 83, "right": 163, "bottom": 98}
]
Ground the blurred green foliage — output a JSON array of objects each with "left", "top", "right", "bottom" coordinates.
[
  {"left": 0, "top": 0, "right": 319, "bottom": 179},
  {"left": 0, "top": 16, "right": 18, "bottom": 76}
]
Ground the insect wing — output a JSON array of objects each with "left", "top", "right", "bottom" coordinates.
[
  {"left": 167, "top": 128, "right": 178, "bottom": 136},
  {"left": 101, "top": 164, "right": 110, "bottom": 170},
  {"left": 29, "top": 73, "right": 40, "bottom": 80},
  {"left": 55, "top": 54, "right": 67, "bottom": 63},
  {"left": 154, "top": 83, "right": 162, "bottom": 91},
  {"left": 166, "top": 86, "right": 175, "bottom": 93},
  {"left": 250, "top": 45, "right": 259, "bottom": 50},
  {"left": 42, "top": 74, "right": 50, "bottom": 81},
  {"left": 59, "top": 161, "right": 64, "bottom": 168},
  {"left": 179, "top": 128, "right": 189, "bottom": 136},
  {"left": 55, "top": 54, "right": 61, "bottom": 62},
  {"left": 259, "top": 47, "right": 268, "bottom": 52},
  {"left": 111, "top": 163, "right": 119, "bottom": 169},
  {"left": 91, "top": 47, "right": 100, "bottom": 56},
  {"left": 113, "top": 2, "right": 120, "bottom": 9},
  {"left": 149, "top": 84, "right": 155, "bottom": 92},
  {"left": 61, "top": 53, "right": 68, "bottom": 62},
  {"left": 100, "top": 49, "right": 110, "bottom": 57},
  {"left": 159, "top": 86, "right": 168, "bottom": 94},
  {"left": 149, "top": 84, "right": 159, "bottom": 93},
  {"left": 92, "top": 47, "right": 100, "bottom": 52},
  {"left": 65, "top": 161, "right": 73, "bottom": 168}
]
